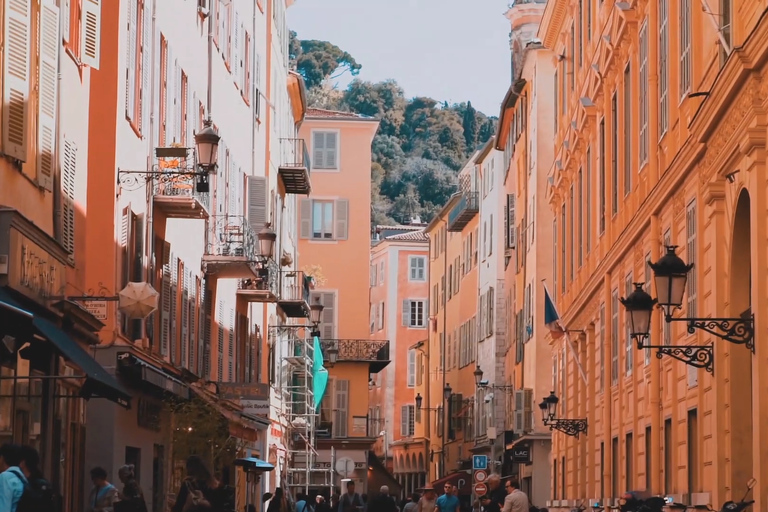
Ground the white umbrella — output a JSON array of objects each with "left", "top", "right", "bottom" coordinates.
[{"left": 118, "top": 282, "right": 159, "bottom": 319}]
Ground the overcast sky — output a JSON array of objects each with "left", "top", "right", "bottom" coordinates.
[{"left": 288, "top": 0, "right": 513, "bottom": 117}]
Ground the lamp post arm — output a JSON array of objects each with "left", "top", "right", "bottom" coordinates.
[{"left": 663, "top": 315, "right": 754, "bottom": 352}]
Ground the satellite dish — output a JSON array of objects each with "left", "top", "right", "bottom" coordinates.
[{"left": 335, "top": 457, "right": 355, "bottom": 478}]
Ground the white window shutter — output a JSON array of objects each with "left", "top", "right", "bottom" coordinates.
[
  {"left": 232, "top": 10, "right": 240, "bottom": 85},
  {"left": 299, "top": 198, "right": 311, "bottom": 239},
  {"left": 335, "top": 199, "right": 349, "bottom": 240},
  {"left": 321, "top": 292, "right": 335, "bottom": 339},
  {"left": 166, "top": 46, "right": 176, "bottom": 142},
  {"left": 170, "top": 255, "right": 178, "bottom": 363},
  {"left": 174, "top": 59, "right": 181, "bottom": 143},
  {"left": 61, "top": 140, "right": 77, "bottom": 259},
  {"left": 334, "top": 379, "right": 349, "bottom": 437},
  {"left": 228, "top": 157, "right": 237, "bottom": 216},
  {"left": 61, "top": 0, "right": 71, "bottom": 42},
  {"left": 400, "top": 405, "right": 409, "bottom": 436},
  {"left": 125, "top": 0, "right": 136, "bottom": 121},
  {"left": 189, "top": 91, "right": 196, "bottom": 147},
  {"left": 312, "top": 132, "right": 325, "bottom": 168},
  {"left": 325, "top": 132, "right": 338, "bottom": 168},
  {"left": 140, "top": 0, "right": 151, "bottom": 133},
  {"left": 81, "top": 0, "right": 102, "bottom": 69},
  {"left": 37, "top": 2, "right": 59, "bottom": 191},
  {"left": 246, "top": 175, "right": 267, "bottom": 233},
  {"left": 181, "top": 271, "right": 189, "bottom": 368},
  {"left": 2, "top": 0, "right": 32, "bottom": 161},
  {"left": 161, "top": 250, "right": 172, "bottom": 356},
  {"left": 402, "top": 300, "right": 410, "bottom": 327}
]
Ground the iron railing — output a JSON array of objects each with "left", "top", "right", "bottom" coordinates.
[
  {"left": 279, "top": 138, "right": 311, "bottom": 171},
  {"left": 320, "top": 339, "right": 390, "bottom": 362},
  {"left": 151, "top": 173, "right": 210, "bottom": 211},
  {"left": 238, "top": 267, "right": 313, "bottom": 303},
  {"left": 448, "top": 192, "right": 479, "bottom": 227},
  {"left": 206, "top": 215, "right": 257, "bottom": 260}
]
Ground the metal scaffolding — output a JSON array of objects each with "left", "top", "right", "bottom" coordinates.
[{"left": 280, "top": 330, "right": 335, "bottom": 496}]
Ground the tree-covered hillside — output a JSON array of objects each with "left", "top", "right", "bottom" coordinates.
[{"left": 290, "top": 32, "right": 498, "bottom": 225}]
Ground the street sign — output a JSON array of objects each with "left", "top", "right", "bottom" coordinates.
[
  {"left": 472, "top": 455, "right": 488, "bottom": 470},
  {"left": 474, "top": 470, "right": 488, "bottom": 483},
  {"left": 473, "top": 483, "right": 487, "bottom": 496}
]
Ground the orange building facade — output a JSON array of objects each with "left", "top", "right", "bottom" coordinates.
[
  {"left": 541, "top": 0, "right": 768, "bottom": 509},
  {"left": 294, "top": 108, "right": 386, "bottom": 493},
  {"left": 369, "top": 224, "right": 429, "bottom": 496}
]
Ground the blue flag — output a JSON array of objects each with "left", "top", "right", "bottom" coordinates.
[{"left": 312, "top": 335, "right": 328, "bottom": 412}]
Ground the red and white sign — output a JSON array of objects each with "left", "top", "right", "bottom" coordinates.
[
  {"left": 473, "top": 483, "right": 487, "bottom": 496},
  {"left": 474, "top": 470, "right": 488, "bottom": 483}
]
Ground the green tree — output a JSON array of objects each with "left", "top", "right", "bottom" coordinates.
[
  {"left": 290, "top": 33, "right": 362, "bottom": 89},
  {"left": 462, "top": 101, "right": 478, "bottom": 149}
]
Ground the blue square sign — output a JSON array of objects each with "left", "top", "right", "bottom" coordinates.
[{"left": 472, "top": 455, "right": 487, "bottom": 470}]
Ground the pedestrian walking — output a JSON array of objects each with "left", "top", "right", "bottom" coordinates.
[
  {"left": 500, "top": 480, "right": 527, "bottom": 512},
  {"left": 0, "top": 443, "right": 23, "bottom": 512},
  {"left": 172, "top": 456, "right": 220, "bottom": 512},
  {"left": 267, "top": 488, "right": 289, "bottom": 512},
  {"left": 87, "top": 467, "right": 119, "bottom": 512},
  {"left": 114, "top": 464, "right": 148, "bottom": 512}
]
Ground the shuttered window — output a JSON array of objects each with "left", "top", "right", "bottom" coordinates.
[
  {"left": 625, "top": 274, "right": 633, "bottom": 376},
  {"left": 611, "top": 290, "right": 619, "bottom": 386},
  {"left": 407, "top": 349, "right": 416, "bottom": 387},
  {"left": 312, "top": 131, "right": 339, "bottom": 169},
  {"left": 246, "top": 176, "right": 267, "bottom": 232},
  {"left": 409, "top": 256, "right": 426, "bottom": 281},
  {"left": 402, "top": 300, "right": 427, "bottom": 328},
  {"left": 299, "top": 199, "right": 349, "bottom": 240},
  {"left": 227, "top": 158, "right": 241, "bottom": 216},
  {"left": 311, "top": 291, "right": 336, "bottom": 339},
  {"left": 2, "top": 0, "right": 32, "bottom": 161},
  {"left": 37, "top": 2, "right": 59, "bottom": 190},
  {"left": 400, "top": 405, "right": 414, "bottom": 437},
  {"left": 159, "top": 35, "right": 168, "bottom": 146},
  {"left": 125, "top": 0, "right": 149, "bottom": 133},
  {"left": 61, "top": 140, "right": 77, "bottom": 261},
  {"left": 334, "top": 379, "right": 349, "bottom": 438},
  {"left": 686, "top": 200, "right": 697, "bottom": 317},
  {"left": 217, "top": 300, "right": 225, "bottom": 380},
  {"left": 81, "top": 0, "right": 101, "bottom": 69}
]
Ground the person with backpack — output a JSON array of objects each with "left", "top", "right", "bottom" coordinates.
[
  {"left": 115, "top": 464, "right": 148, "bottom": 512},
  {"left": 172, "top": 456, "right": 221, "bottom": 512},
  {"left": 9, "top": 445, "right": 57, "bottom": 512},
  {"left": 87, "top": 467, "right": 119, "bottom": 512},
  {"left": 0, "top": 443, "right": 23, "bottom": 512}
]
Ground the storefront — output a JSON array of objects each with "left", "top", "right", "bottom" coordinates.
[{"left": 0, "top": 210, "right": 132, "bottom": 512}]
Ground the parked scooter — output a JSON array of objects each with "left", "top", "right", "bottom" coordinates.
[
  {"left": 716, "top": 478, "right": 756, "bottom": 512},
  {"left": 617, "top": 491, "right": 666, "bottom": 512}
]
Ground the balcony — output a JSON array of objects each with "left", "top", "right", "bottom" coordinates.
[
  {"left": 320, "top": 339, "right": 390, "bottom": 373},
  {"left": 202, "top": 215, "right": 258, "bottom": 279},
  {"left": 278, "top": 138, "right": 311, "bottom": 195},
  {"left": 151, "top": 146, "right": 210, "bottom": 219},
  {"left": 237, "top": 268, "right": 312, "bottom": 318},
  {"left": 447, "top": 192, "right": 479, "bottom": 232}
]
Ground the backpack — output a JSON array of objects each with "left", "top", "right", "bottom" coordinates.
[{"left": 9, "top": 471, "right": 58, "bottom": 512}]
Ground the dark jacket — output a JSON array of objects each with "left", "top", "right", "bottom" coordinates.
[{"left": 367, "top": 495, "right": 398, "bottom": 512}]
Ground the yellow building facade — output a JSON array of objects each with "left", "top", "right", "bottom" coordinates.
[{"left": 542, "top": 0, "right": 768, "bottom": 509}]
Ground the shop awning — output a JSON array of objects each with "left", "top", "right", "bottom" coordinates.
[
  {"left": 234, "top": 457, "right": 275, "bottom": 472},
  {"left": 32, "top": 317, "right": 132, "bottom": 408},
  {"left": 430, "top": 471, "right": 472, "bottom": 495},
  {"left": 190, "top": 384, "right": 268, "bottom": 440},
  {"left": 117, "top": 352, "right": 190, "bottom": 399},
  {"left": 0, "top": 288, "right": 34, "bottom": 340}
]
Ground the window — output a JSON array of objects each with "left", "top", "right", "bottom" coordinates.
[
  {"left": 401, "top": 405, "right": 415, "bottom": 436},
  {"left": 611, "top": 289, "right": 619, "bottom": 385},
  {"left": 334, "top": 379, "right": 349, "bottom": 438},
  {"left": 611, "top": 437, "right": 619, "bottom": 499},
  {"left": 81, "top": 0, "right": 102, "bottom": 68},
  {"left": 587, "top": 0, "right": 592, "bottom": 40},
  {"left": 379, "top": 261, "right": 384, "bottom": 284},
  {"left": 242, "top": 31, "right": 251, "bottom": 103},
  {"left": 561, "top": 456, "right": 566, "bottom": 500},
  {"left": 687, "top": 409, "right": 699, "bottom": 492},
  {"left": 686, "top": 200, "right": 697, "bottom": 317},
  {"left": 578, "top": 169, "right": 583, "bottom": 267},
  {"left": 378, "top": 302, "right": 384, "bottom": 330},
  {"left": 407, "top": 349, "right": 416, "bottom": 387},
  {"left": 586, "top": 148, "right": 591, "bottom": 251},
  {"left": 561, "top": 58, "right": 567, "bottom": 116},
  {"left": 570, "top": 24, "right": 575, "bottom": 90},
  {"left": 489, "top": 215, "right": 493, "bottom": 255},
  {"left": 625, "top": 274, "right": 633, "bottom": 375},
  {"left": 720, "top": 0, "right": 732, "bottom": 65},
  {"left": 561, "top": 205, "right": 566, "bottom": 294},
  {"left": 680, "top": 0, "right": 692, "bottom": 97},
  {"left": 659, "top": 0, "right": 669, "bottom": 136},
  {"left": 300, "top": 199, "right": 349, "bottom": 240},
  {"left": 159, "top": 35, "right": 168, "bottom": 146},
  {"left": 663, "top": 229, "right": 672, "bottom": 345},
  {"left": 554, "top": 70, "right": 559, "bottom": 132},
  {"left": 126, "top": 0, "right": 148, "bottom": 134},
  {"left": 600, "top": 442, "right": 605, "bottom": 499},
  {"left": 60, "top": 140, "right": 78, "bottom": 260},
  {"left": 639, "top": 21, "right": 649, "bottom": 166},
  {"left": 599, "top": 303, "right": 606, "bottom": 391},
  {"left": 569, "top": 186, "right": 574, "bottom": 280},
  {"left": 623, "top": 64, "right": 631, "bottom": 195},
  {"left": 402, "top": 300, "right": 427, "bottom": 328},
  {"left": 599, "top": 119, "right": 606, "bottom": 234},
  {"left": 626, "top": 433, "right": 634, "bottom": 491},
  {"left": 664, "top": 418, "right": 673, "bottom": 493},
  {"left": 313, "top": 131, "right": 338, "bottom": 169},
  {"left": 409, "top": 256, "right": 426, "bottom": 281},
  {"left": 611, "top": 92, "right": 618, "bottom": 215},
  {"left": 553, "top": 218, "right": 558, "bottom": 296},
  {"left": 645, "top": 426, "right": 652, "bottom": 490},
  {"left": 370, "top": 305, "right": 375, "bottom": 334},
  {"left": 578, "top": 0, "right": 583, "bottom": 66},
  {"left": 370, "top": 265, "right": 377, "bottom": 286},
  {"left": 553, "top": 458, "right": 558, "bottom": 500}
]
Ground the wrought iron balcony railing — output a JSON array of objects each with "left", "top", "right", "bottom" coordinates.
[
  {"left": 278, "top": 138, "right": 311, "bottom": 194},
  {"left": 152, "top": 173, "right": 210, "bottom": 211},
  {"left": 205, "top": 215, "right": 257, "bottom": 260},
  {"left": 320, "top": 339, "right": 390, "bottom": 372},
  {"left": 447, "top": 192, "right": 479, "bottom": 231}
]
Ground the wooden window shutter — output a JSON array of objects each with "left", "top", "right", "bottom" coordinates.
[
  {"left": 161, "top": 253, "right": 172, "bottom": 356},
  {"left": 402, "top": 299, "right": 410, "bottom": 327},
  {"left": 202, "top": 282, "right": 212, "bottom": 377},
  {"left": 325, "top": 132, "right": 338, "bottom": 168},
  {"left": 173, "top": 59, "right": 181, "bottom": 143},
  {"left": 181, "top": 270, "right": 189, "bottom": 368},
  {"left": 312, "top": 131, "right": 325, "bottom": 168},
  {"left": 335, "top": 199, "right": 349, "bottom": 240},
  {"left": 170, "top": 256, "right": 179, "bottom": 363},
  {"left": 166, "top": 46, "right": 176, "bottom": 142},
  {"left": 140, "top": 0, "right": 151, "bottom": 132},
  {"left": 232, "top": 10, "right": 241, "bottom": 87},
  {"left": 228, "top": 309, "right": 234, "bottom": 380},
  {"left": 216, "top": 302, "right": 224, "bottom": 381},
  {"left": 37, "top": 2, "right": 59, "bottom": 191},
  {"left": 228, "top": 157, "right": 237, "bottom": 216},
  {"left": 299, "top": 198, "right": 311, "bottom": 239},
  {"left": 246, "top": 175, "right": 267, "bottom": 232},
  {"left": 61, "top": 0, "right": 71, "bottom": 42},
  {"left": 81, "top": 0, "right": 101, "bottom": 69},
  {"left": 188, "top": 272, "right": 197, "bottom": 370},
  {"left": 125, "top": 0, "right": 137, "bottom": 121},
  {"left": 400, "top": 405, "right": 409, "bottom": 436},
  {"left": 321, "top": 292, "right": 335, "bottom": 339},
  {"left": 334, "top": 379, "right": 349, "bottom": 438},
  {"left": 2, "top": 0, "right": 32, "bottom": 161},
  {"left": 61, "top": 140, "right": 77, "bottom": 260}
]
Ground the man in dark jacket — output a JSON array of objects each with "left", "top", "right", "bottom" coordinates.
[{"left": 367, "top": 487, "right": 398, "bottom": 512}]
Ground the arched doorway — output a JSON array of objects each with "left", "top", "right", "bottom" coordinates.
[{"left": 728, "top": 189, "right": 753, "bottom": 490}]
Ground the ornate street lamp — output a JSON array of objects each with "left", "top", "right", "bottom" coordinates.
[
  {"left": 538, "top": 391, "right": 587, "bottom": 438},
  {"left": 257, "top": 223, "right": 277, "bottom": 261},
  {"left": 443, "top": 384, "right": 453, "bottom": 401},
  {"left": 326, "top": 344, "right": 339, "bottom": 367},
  {"left": 309, "top": 300, "right": 324, "bottom": 327},
  {"left": 194, "top": 121, "right": 221, "bottom": 171},
  {"left": 473, "top": 365, "right": 483, "bottom": 386},
  {"left": 415, "top": 393, "right": 423, "bottom": 409}
]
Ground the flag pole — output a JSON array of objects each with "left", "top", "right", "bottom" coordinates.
[{"left": 541, "top": 280, "right": 588, "bottom": 385}]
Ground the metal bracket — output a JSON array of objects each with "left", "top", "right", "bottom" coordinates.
[
  {"left": 669, "top": 315, "right": 755, "bottom": 353},
  {"left": 543, "top": 418, "right": 588, "bottom": 438},
  {"left": 49, "top": 282, "right": 119, "bottom": 302},
  {"left": 639, "top": 340, "right": 715, "bottom": 375}
]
